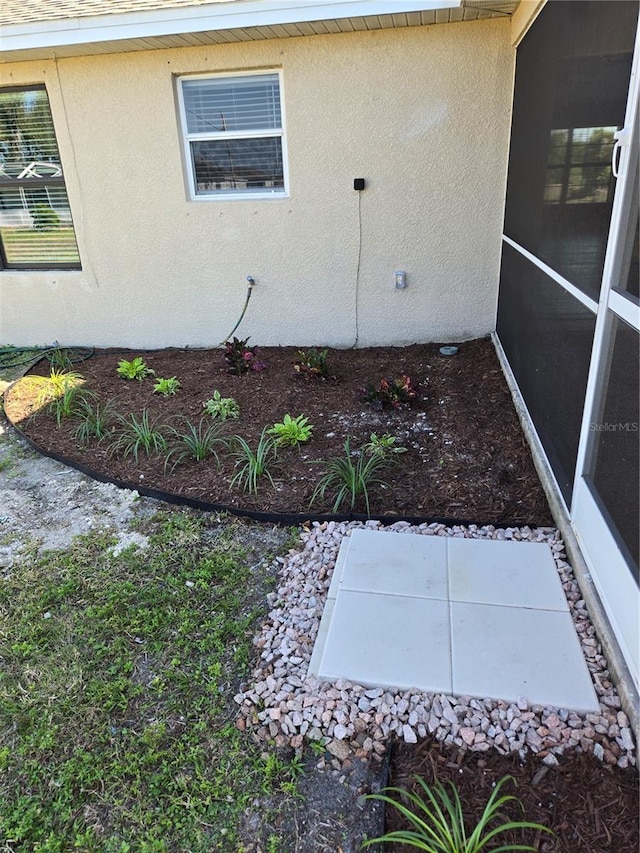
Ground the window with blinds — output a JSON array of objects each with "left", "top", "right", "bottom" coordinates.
[
  {"left": 0, "top": 86, "right": 81, "bottom": 270},
  {"left": 178, "top": 72, "right": 287, "bottom": 198}
]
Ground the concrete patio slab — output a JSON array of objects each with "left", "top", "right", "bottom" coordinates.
[
  {"left": 311, "top": 529, "right": 599, "bottom": 712},
  {"left": 318, "top": 589, "right": 451, "bottom": 693},
  {"left": 450, "top": 601, "right": 598, "bottom": 711},
  {"left": 340, "top": 528, "right": 448, "bottom": 599},
  {"left": 448, "top": 537, "right": 569, "bottom": 611}
]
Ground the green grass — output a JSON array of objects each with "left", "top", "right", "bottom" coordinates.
[{"left": 0, "top": 512, "right": 297, "bottom": 851}]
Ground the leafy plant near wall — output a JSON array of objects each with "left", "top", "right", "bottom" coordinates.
[
  {"left": 116, "top": 357, "right": 154, "bottom": 381},
  {"left": 363, "top": 432, "right": 407, "bottom": 458},
  {"left": 153, "top": 376, "right": 181, "bottom": 396},
  {"left": 361, "top": 774, "right": 554, "bottom": 852},
  {"left": 362, "top": 375, "right": 417, "bottom": 410},
  {"left": 267, "top": 414, "right": 313, "bottom": 447},
  {"left": 224, "top": 337, "right": 266, "bottom": 375},
  {"left": 203, "top": 390, "right": 240, "bottom": 421},
  {"left": 229, "top": 429, "right": 277, "bottom": 494},
  {"left": 35, "top": 369, "right": 84, "bottom": 407},
  {"left": 310, "top": 436, "right": 393, "bottom": 515},
  {"left": 293, "top": 348, "right": 331, "bottom": 381},
  {"left": 72, "top": 394, "right": 118, "bottom": 445},
  {"left": 109, "top": 410, "right": 168, "bottom": 461},
  {"left": 46, "top": 347, "right": 75, "bottom": 371},
  {"left": 48, "top": 384, "right": 87, "bottom": 428},
  {"left": 164, "top": 419, "right": 228, "bottom": 471}
]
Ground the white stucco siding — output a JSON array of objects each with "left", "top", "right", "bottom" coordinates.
[{"left": 0, "top": 19, "right": 514, "bottom": 348}]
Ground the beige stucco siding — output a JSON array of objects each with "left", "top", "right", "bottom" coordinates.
[{"left": 0, "top": 20, "right": 514, "bottom": 348}]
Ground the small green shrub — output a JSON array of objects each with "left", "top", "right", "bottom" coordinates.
[
  {"left": 362, "top": 375, "right": 417, "bottom": 410},
  {"left": 109, "top": 410, "right": 168, "bottom": 461},
  {"left": 35, "top": 369, "right": 84, "bottom": 407},
  {"left": 310, "top": 437, "right": 392, "bottom": 515},
  {"left": 46, "top": 347, "right": 75, "bottom": 371},
  {"left": 229, "top": 429, "right": 277, "bottom": 494},
  {"left": 223, "top": 337, "right": 266, "bottom": 375},
  {"left": 31, "top": 204, "right": 60, "bottom": 231},
  {"left": 153, "top": 376, "right": 181, "bottom": 396},
  {"left": 164, "top": 419, "right": 228, "bottom": 470},
  {"left": 363, "top": 432, "right": 407, "bottom": 457},
  {"left": 48, "top": 384, "right": 86, "bottom": 427},
  {"left": 203, "top": 390, "right": 240, "bottom": 421},
  {"left": 293, "top": 348, "right": 331, "bottom": 380},
  {"left": 116, "top": 357, "right": 154, "bottom": 381},
  {"left": 362, "top": 774, "right": 554, "bottom": 852},
  {"left": 267, "top": 414, "right": 313, "bottom": 447},
  {"left": 72, "top": 395, "right": 117, "bottom": 445}
]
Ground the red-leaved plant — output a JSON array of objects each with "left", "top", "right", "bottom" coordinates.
[
  {"left": 362, "top": 375, "right": 417, "bottom": 410},
  {"left": 223, "top": 337, "right": 266, "bottom": 375}
]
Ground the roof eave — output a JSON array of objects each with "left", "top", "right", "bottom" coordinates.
[{"left": 0, "top": 0, "right": 462, "bottom": 60}]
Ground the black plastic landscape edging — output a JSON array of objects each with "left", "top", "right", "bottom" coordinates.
[{"left": 5, "top": 415, "right": 544, "bottom": 530}]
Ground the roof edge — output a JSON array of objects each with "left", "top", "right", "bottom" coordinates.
[{"left": 0, "top": 0, "right": 461, "bottom": 56}]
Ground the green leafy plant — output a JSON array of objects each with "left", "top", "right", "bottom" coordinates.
[
  {"left": 164, "top": 419, "right": 228, "bottom": 471},
  {"left": 361, "top": 774, "right": 554, "bottom": 852},
  {"left": 293, "top": 348, "right": 331, "bottom": 380},
  {"left": 362, "top": 375, "right": 417, "bottom": 410},
  {"left": 223, "top": 337, "right": 266, "bottom": 375},
  {"left": 153, "top": 376, "right": 181, "bottom": 396},
  {"left": 310, "top": 437, "right": 392, "bottom": 515},
  {"left": 109, "top": 410, "right": 168, "bottom": 461},
  {"left": 116, "top": 356, "right": 154, "bottom": 381},
  {"left": 203, "top": 390, "right": 240, "bottom": 421},
  {"left": 46, "top": 347, "right": 75, "bottom": 371},
  {"left": 48, "top": 384, "right": 86, "bottom": 427},
  {"left": 35, "top": 369, "right": 84, "bottom": 407},
  {"left": 72, "top": 394, "right": 118, "bottom": 445},
  {"left": 267, "top": 414, "right": 313, "bottom": 447},
  {"left": 363, "top": 432, "right": 407, "bottom": 457},
  {"left": 229, "top": 429, "right": 277, "bottom": 494},
  {"left": 31, "top": 204, "right": 60, "bottom": 231}
]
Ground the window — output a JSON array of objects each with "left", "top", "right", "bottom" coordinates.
[
  {"left": 544, "top": 126, "right": 617, "bottom": 206},
  {"left": 178, "top": 72, "right": 287, "bottom": 199},
  {"left": 0, "top": 86, "right": 80, "bottom": 270}
]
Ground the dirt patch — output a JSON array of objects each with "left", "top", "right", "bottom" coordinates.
[{"left": 4, "top": 339, "right": 553, "bottom": 525}]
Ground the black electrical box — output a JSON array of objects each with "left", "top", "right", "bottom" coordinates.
[{"left": 353, "top": 178, "right": 365, "bottom": 191}]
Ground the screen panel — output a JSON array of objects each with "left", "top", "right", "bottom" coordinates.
[
  {"left": 497, "top": 243, "right": 596, "bottom": 503},
  {"left": 504, "top": 1, "right": 638, "bottom": 301}
]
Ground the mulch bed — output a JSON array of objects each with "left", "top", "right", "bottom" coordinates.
[
  {"left": 4, "top": 339, "right": 553, "bottom": 525},
  {"left": 386, "top": 737, "right": 639, "bottom": 853}
]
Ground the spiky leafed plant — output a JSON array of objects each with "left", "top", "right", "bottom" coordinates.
[{"left": 361, "top": 774, "right": 554, "bottom": 853}]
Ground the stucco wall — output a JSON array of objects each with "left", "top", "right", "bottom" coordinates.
[{"left": 0, "top": 20, "right": 514, "bottom": 348}]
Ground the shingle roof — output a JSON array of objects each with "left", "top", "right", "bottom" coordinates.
[
  {"left": 1, "top": 0, "right": 228, "bottom": 27},
  {"left": 0, "top": 0, "right": 518, "bottom": 29}
]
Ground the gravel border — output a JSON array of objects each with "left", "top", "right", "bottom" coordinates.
[{"left": 235, "top": 521, "right": 636, "bottom": 770}]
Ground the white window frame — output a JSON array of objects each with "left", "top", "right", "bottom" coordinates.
[{"left": 176, "top": 69, "right": 289, "bottom": 202}]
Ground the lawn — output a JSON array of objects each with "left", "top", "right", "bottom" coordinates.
[{"left": 0, "top": 511, "right": 300, "bottom": 852}]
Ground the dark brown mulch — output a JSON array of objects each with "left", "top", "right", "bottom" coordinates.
[
  {"left": 386, "top": 738, "right": 639, "bottom": 853},
  {"left": 4, "top": 339, "right": 553, "bottom": 525}
]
